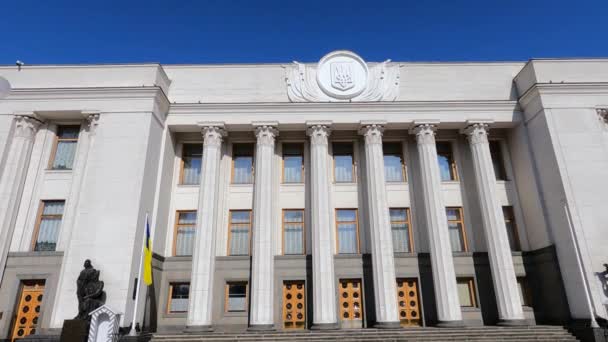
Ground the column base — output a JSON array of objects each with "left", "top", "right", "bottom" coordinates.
[
  {"left": 373, "top": 321, "right": 402, "bottom": 329},
  {"left": 184, "top": 325, "right": 213, "bottom": 333},
  {"left": 247, "top": 324, "right": 275, "bottom": 331},
  {"left": 436, "top": 320, "right": 465, "bottom": 328},
  {"left": 310, "top": 322, "right": 340, "bottom": 330},
  {"left": 497, "top": 319, "right": 528, "bottom": 326}
]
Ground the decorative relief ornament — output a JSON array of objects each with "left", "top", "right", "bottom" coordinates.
[
  {"left": 463, "top": 123, "right": 490, "bottom": 145},
  {"left": 307, "top": 124, "right": 331, "bottom": 145},
  {"left": 597, "top": 108, "right": 608, "bottom": 125},
  {"left": 14, "top": 115, "right": 42, "bottom": 138},
  {"left": 285, "top": 50, "right": 400, "bottom": 102}
]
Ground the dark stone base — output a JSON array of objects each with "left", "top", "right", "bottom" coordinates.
[
  {"left": 247, "top": 324, "right": 275, "bottom": 331},
  {"left": 436, "top": 320, "right": 465, "bottom": 328},
  {"left": 184, "top": 325, "right": 214, "bottom": 333},
  {"left": 497, "top": 319, "right": 528, "bottom": 326},
  {"left": 60, "top": 319, "right": 89, "bottom": 342},
  {"left": 373, "top": 321, "right": 402, "bottom": 329},
  {"left": 310, "top": 322, "right": 340, "bottom": 330},
  {"left": 568, "top": 320, "right": 608, "bottom": 342}
]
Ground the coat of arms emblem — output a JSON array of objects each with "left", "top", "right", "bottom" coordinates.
[{"left": 330, "top": 62, "right": 354, "bottom": 91}]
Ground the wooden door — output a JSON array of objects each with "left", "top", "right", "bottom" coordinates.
[
  {"left": 282, "top": 281, "right": 305, "bottom": 329},
  {"left": 11, "top": 280, "right": 45, "bottom": 341},
  {"left": 396, "top": 278, "right": 421, "bottom": 326},
  {"left": 338, "top": 279, "right": 363, "bottom": 321}
]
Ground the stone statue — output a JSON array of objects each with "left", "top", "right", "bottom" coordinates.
[{"left": 75, "top": 259, "right": 106, "bottom": 321}]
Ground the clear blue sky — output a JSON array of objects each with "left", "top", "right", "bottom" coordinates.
[{"left": 1, "top": 0, "right": 607, "bottom": 65}]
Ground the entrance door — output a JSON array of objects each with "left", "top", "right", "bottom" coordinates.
[
  {"left": 282, "top": 281, "right": 305, "bottom": 329},
  {"left": 396, "top": 278, "right": 421, "bottom": 327},
  {"left": 338, "top": 279, "right": 363, "bottom": 328},
  {"left": 11, "top": 280, "right": 45, "bottom": 341}
]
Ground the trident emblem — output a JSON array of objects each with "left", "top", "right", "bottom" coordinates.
[{"left": 330, "top": 62, "right": 355, "bottom": 91}]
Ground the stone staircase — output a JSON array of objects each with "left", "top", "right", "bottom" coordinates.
[{"left": 150, "top": 325, "right": 578, "bottom": 341}]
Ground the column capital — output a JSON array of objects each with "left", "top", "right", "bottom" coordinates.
[
  {"left": 307, "top": 123, "right": 332, "bottom": 146},
  {"left": 13, "top": 115, "right": 43, "bottom": 138},
  {"left": 359, "top": 122, "right": 384, "bottom": 145},
  {"left": 200, "top": 125, "right": 227, "bottom": 147},
  {"left": 82, "top": 112, "right": 101, "bottom": 135},
  {"left": 253, "top": 124, "right": 278, "bottom": 147},
  {"left": 410, "top": 123, "right": 437, "bottom": 145},
  {"left": 597, "top": 108, "right": 608, "bottom": 124},
  {"left": 461, "top": 122, "right": 490, "bottom": 145}
]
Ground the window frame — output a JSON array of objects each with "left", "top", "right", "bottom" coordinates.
[
  {"left": 225, "top": 281, "right": 249, "bottom": 313},
  {"left": 173, "top": 210, "right": 197, "bottom": 256},
  {"left": 502, "top": 206, "right": 521, "bottom": 251},
  {"left": 166, "top": 282, "right": 190, "bottom": 314},
  {"left": 436, "top": 141, "right": 459, "bottom": 181},
  {"left": 335, "top": 208, "right": 360, "bottom": 254},
  {"left": 227, "top": 210, "right": 252, "bottom": 256},
  {"left": 48, "top": 125, "right": 80, "bottom": 170},
  {"left": 281, "top": 142, "right": 305, "bottom": 184},
  {"left": 489, "top": 140, "right": 508, "bottom": 181},
  {"left": 456, "top": 277, "right": 478, "bottom": 308},
  {"left": 179, "top": 143, "right": 203, "bottom": 185},
  {"left": 332, "top": 141, "right": 356, "bottom": 183},
  {"left": 282, "top": 209, "right": 305, "bottom": 255},
  {"left": 446, "top": 207, "right": 468, "bottom": 252},
  {"left": 31, "top": 200, "right": 65, "bottom": 251},
  {"left": 383, "top": 141, "right": 407, "bottom": 182},
  {"left": 231, "top": 143, "right": 255, "bottom": 184},
  {"left": 390, "top": 208, "right": 414, "bottom": 253}
]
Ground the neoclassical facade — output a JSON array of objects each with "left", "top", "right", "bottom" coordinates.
[{"left": 0, "top": 51, "right": 607, "bottom": 341}]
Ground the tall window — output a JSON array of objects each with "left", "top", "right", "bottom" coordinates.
[
  {"left": 174, "top": 211, "right": 196, "bottom": 256},
  {"left": 50, "top": 126, "right": 80, "bottom": 170},
  {"left": 336, "top": 209, "right": 359, "bottom": 254},
  {"left": 436, "top": 142, "right": 457, "bottom": 181},
  {"left": 167, "top": 282, "right": 190, "bottom": 313},
  {"left": 333, "top": 142, "right": 354, "bottom": 183},
  {"left": 283, "top": 209, "right": 304, "bottom": 255},
  {"left": 390, "top": 208, "right": 413, "bottom": 253},
  {"left": 383, "top": 142, "right": 406, "bottom": 182},
  {"left": 33, "top": 200, "right": 65, "bottom": 251},
  {"left": 446, "top": 207, "right": 467, "bottom": 252},
  {"left": 228, "top": 210, "right": 251, "bottom": 256},
  {"left": 490, "top": 141, "right": 507, "bottom": 181},
  {"left": 456, "top": 278, "right": 478, "bottom": 307},
  {"left": 283, "top": 143, "right": 304, "bottom": 183},
  {"left": 180, "top": 144, "right": 202, "bottom": 185},
  {"left": 226, "top": 282, "right": 248, "bottom": 312},
  {"left": 503, "top": 206, "right": 521, "bottom": 251},
  {"left": 232, "top": 144, "right": 254, "bottom": 184}
]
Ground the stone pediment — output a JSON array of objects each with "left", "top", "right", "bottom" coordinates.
[{"left": 285, "top": 50, "right": 401, "bottom": 102}]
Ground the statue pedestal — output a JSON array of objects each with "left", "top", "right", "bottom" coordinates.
[{"left": 60, "top": 319, "right": 89, "bottom": 342}]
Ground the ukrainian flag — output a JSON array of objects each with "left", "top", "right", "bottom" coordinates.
[{"left": 143, "top": 218, "right": 153, "bottom": 286}]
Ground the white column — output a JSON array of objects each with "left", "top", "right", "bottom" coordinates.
[
  {"left": 249, "top": 123, "right": 278, "bottom": 330},
  {"left": 359, "top": 123, "right": 400, "bottom": 327},
  {"left": 307, "top": 122, "right": 339, "bottom": 329},
  {"left": 186, "top": 124, "right": 226, "bottom": 331},
  {"left": 462, "top": 122, "right": 525, "bottom": 324},
  {"left": 0, "top": 114, "right": 42, "bottom": 283},
  {"left": 410, "top": 123, "right": 463, "bottom": 326}
]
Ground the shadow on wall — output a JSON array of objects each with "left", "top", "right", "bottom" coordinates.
[{"left": 596, "top": 264, "right": 608, "bottom": 308}]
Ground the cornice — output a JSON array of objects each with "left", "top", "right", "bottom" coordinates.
[
  {"left": 169, "top": 100, "right": 520, "bottom": 115},
  {"left": 519, "top": 82, "right": 608, "bottom": 108},
  {"left": 7, "top": 86, "right": 169, "bottom": 102}
]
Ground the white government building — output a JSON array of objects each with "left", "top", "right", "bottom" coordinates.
[{"left": 0, "top": 51, "right": 607, "bottom": 341}]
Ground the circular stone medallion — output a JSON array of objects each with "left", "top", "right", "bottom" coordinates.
[{"left": 316, "top": 51, "right": 368, "bottom": 100}]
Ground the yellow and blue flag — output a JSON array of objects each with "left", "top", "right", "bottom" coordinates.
[{"left": 143, "top": 217, "right": 153, "bottom": 286}]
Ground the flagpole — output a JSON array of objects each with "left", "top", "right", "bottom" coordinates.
[{"left": 129, "top": 212, "right": 148, "bottom": 336}]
